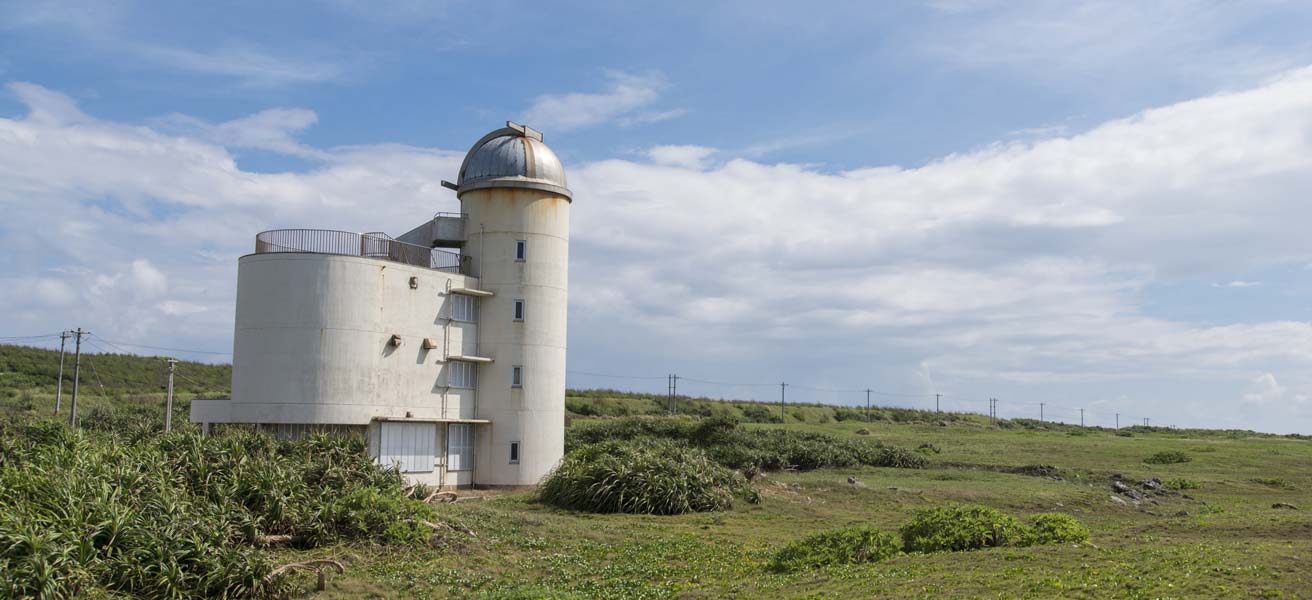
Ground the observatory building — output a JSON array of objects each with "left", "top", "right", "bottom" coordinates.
[{"left": 191, "top": 122, "right": 570, "bottom": 488}]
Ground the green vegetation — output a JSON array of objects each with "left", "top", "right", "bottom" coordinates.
[
  {"left": 567, "top": 415, "right": 927, "bottom": 471},
  {"left": 1164, "top": 477, "right": 1203, "bottom": 490},
  {"left": 1145, "top": 450, "right": 1193, "bottom": 464},
  {"left": 0, "top": 350, "right": 1309, "bottom": 599},
  {"left": 0, "top": 343, "right": 230, "bottom": 396},
  {"left": 768, "top": 526, "right": 901, "bottom": 572},
  {"left": 899, "top": 504, "right": 1032, "bottom": 552},
  {"left": 1028, "top": 512, "right": 1091, "bottom": 545},
  {"left": 0, "top": 414, "right": 438, "bottom": 598},
  {"left": 537, "top": 439, "right": 754, "bottom": 515}
]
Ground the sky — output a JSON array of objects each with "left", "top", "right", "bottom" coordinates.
[{"left": 3, "top": 1, "right": 1312, "bottom": 433}]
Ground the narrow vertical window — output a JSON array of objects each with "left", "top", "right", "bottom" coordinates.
[
  {"left": 512, "top": 365, "right": 523, "bottom": 388},
  {"left": 515, "top": 239, "right": 526, "bottom": 261},
  {"left": 447, "top": 424, "right": 473, "bottom": 471},
  {"left": 509, "top": 441, "right": 520, "bottom": 464},
  {"left": 513, "top": 299, "right": 525, "bottom": 321}
]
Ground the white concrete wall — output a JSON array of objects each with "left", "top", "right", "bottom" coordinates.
[
  {"left": 222, "top": 253, "right": 480, "bottom": 424},
  {"left": 462, "top": 187, "right": 569, "bottom": 486}
]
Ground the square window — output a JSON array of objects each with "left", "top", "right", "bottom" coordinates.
[
  {"left": 512, "top": 365, "right": 523, "bottom": 388},
  {"left": 515, "top": 239, "right": 526, "bottom": 261},
  {"left": 451, "top": 294, "right": 478, "bottom": 322},
  {"left": 509, "top": 441, "right": 520, "bottom": 464},
  {"left": 448, "top": 361, "right": 476, "bottom": 389},
  {"left": 513, "top": 299, "right": 525, "bottom": 321}
]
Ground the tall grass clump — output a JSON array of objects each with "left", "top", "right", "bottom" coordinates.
[
  {"left": 899, "top": 505, "right": 1031, "bottom": 552},
  {"left": 768, "top": 526, "right": 901, "bottom": 572},
  {"left": 566, "top": 416, "right": 926, "bottom": 472},
  {"left": 537, "top": 439, "right": 754, "bottom": 515},
  {"left": 1144, "top": 450, "right": 1192, "bottom": 465},
  {"left": 0, "top": 418, "right": 439, "bottom": 598}
]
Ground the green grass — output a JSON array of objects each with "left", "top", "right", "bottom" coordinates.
[
  {"left": 1, "top": 373, "right": 1310, "bottom": 598},
  {"left": 303, "top": 411, "right": 1312, "bottom": 599}
]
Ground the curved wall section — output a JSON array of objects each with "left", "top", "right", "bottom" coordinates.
[{"left": 226, "top": 253, "right": 475, "bottom": 425}]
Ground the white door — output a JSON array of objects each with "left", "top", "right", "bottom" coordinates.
[{"left": 378, "top": 422, "right": 436, "bottom": 473}]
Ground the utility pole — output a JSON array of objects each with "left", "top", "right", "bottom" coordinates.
[
  {"left": 988, "top": 398, "right": 997, "bottom": 425},
  {"left": 935, "top": 393, "right": 941, "bottom": 413},
  {"left": 780, "top": 382, "right": 788, "bottom": 422},
  {"left": 1115, "top": 413, "right": 1119, "bottom": 429},
  {"left": 54, "top": 330, "right": 69, "bottom": 414},
  {"left": 865, "top": 389, "right": 871, "bottom": 423},
  {"left": 1079, "top": 408, "right": 1085, "bottom": 427},
  {"left": 1040, "top": 402, "right": 1045, "bottom": 423},
  {"left": 68, "top": 328, "right": 86, "bottom": 428},
  {"left": 165, "top": 358, "right": 179, "bottom": 432},
  {"left": 1144, "top": 417, "right": 1150, "bottom": 427}
]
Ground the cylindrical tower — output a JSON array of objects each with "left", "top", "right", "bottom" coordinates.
[{"left": 454, "top": 123, "right": 570, "bottom": 487}]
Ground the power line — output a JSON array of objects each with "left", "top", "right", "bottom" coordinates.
[
  {"left": 88, "top": 335, "right": 231, "bottom": 356},
  {"left": 566, "top": 370, "right": 667, "bottom": 381}
]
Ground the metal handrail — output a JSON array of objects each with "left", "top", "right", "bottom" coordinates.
[{"left": 254, "top": 229, "right": 469, "bottom": 274}]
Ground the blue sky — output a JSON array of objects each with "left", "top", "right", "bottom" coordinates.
[{"left": 3, "top": 1, "right": 1312, "bottom": 432}]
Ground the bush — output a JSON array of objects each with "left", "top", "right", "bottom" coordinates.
[
  {"left": 537, "top": 439, "right": 754, "bottom": 515},
  {"left": 1164, "top": 478, "right": 1201, "bottom": 490},
  {"left": 566, "top": 417, "right": 924, "bottom": 473},
  {"left": 0, "top": 419, "right": 436, "bottom": 598},
  {"left": 854, "top": 428, "right": 871, "bottom": 436},
  {"left": 740, "top": 404, "right": 781, "bottom": 423},
  {"left": 875, "top": 446, "right": 930, "bottom": 469},
  {"left": 1144, "top": 451, "right": 1192, "bottom": 465},
  {"left": 1028, "top": 513, "right": 1090, "bottom": 545},
  {"left": 900, "top": 505, "right": 1031, "bottom": 552},
  {"left": 1116, "top": 431, "right": 1134, "bottom": 437},
  {"left": 916, "top": 443, "right": 941, "bottom": 454},
  {"left": 768, "top": 526, "right": 901, "bottom": 572}
]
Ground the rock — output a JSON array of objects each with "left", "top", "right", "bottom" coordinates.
[
  {"left": 847, "top": 476, "right": 858, "bottom": 485},
  {"left": 1055, "top": 502, "right": 1065, "bottom": 508},
  {"left": 1182, "top": 494, "right": 1194, "bottom": 500},
  {"left": 1272, "top": 502, "right": 1299, "bottom": 510},
  {"left": 1174, "top": 511, "right": 1190, "bottom": 517},
  {"left": 1111, "top": 473, "right": 1124, "bottom": 481},
  {"left": 1110, "top": 495, "right": 1128, "bottom": 505},
  {"left": 1112, "top": 481, "right": 1131, "bottom": 494}
]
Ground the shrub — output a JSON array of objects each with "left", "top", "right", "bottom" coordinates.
[
  {"left": 900, "top": 505, "right": 1031, "bottom": 552},
  {"left": 0, "top": 419, "right": 436, "bottom": 598},
  {"left": 1251, "top": 477, "right": 1296, "bottom": 490},
  {"left": 1116, "top": 431, "right": 1134, "bottom": 437},
  {"left": 854, "top": 428, "right": 871, "bottom": 436},
  {"left": 1164, "top": 478, "right": 1202, "bottom": 490},
  {"left": 1144, "top": 451, "right": 1192, "bottom": 465},
  {"left": 740, "top": 404, "right": 781, "bottom": 423},
  {"left": 537, "top": 439, "right": 753, "bottom": 515},
  {"left": 916, "top": 443, "right": 941, "bottom": 454},
  {"left": 566, "top": 417, "right": 924, "bottom": 473},
  {"left": 768, "top": 527, "right": 901, "bottom": 572},
  {"left": 875, "top": 446, "right": 929, "bottom": 469},
  {"left": 1028, "top": 513, "right": 1090, "bottom": 545}
]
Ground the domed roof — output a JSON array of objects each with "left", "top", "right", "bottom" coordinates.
[{"left": 451, "top": 122, "right": 571, "bottom": 200}]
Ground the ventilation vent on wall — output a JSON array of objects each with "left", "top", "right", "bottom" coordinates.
[
  {"left": 422, "top": 338, "right": 438, "bottom": 350},
  {"left": 409, "top": 276, "right": 419, "bottom": 289},
  {"left": 389, "top": 334, "right": 403, "bottom": 347}
]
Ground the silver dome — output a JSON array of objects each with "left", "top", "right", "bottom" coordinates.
[{"left": 452, "top": 122, "right": 571, "bottom": 200}]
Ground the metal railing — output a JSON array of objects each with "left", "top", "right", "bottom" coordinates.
[{"left": 255, "top": 229, "right": 469, "bottom": 274}]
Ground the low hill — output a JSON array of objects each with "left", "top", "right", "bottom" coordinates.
[{"left": 0, "top": 343, "right": 230, "bottom": 397}]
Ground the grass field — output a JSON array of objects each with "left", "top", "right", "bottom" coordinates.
[
  {"left": 286, "top": 404, "right": 1311, "bottom": 599},
  {"left": 2, "top": 345, "right": 1309, "bottom": 598}
]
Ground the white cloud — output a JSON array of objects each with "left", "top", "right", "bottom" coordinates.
[
  {"left": 646, "top": 145, "right": 716, "bottom": 170},
  {"left": 157, "top": 108, "right": 326, "bottom": 159},
  {"left": 1213, "top": 280, "right": 1261, "bottom": 288},
  {"left": 522, "top": 71, "right": 677, "bottom": 132},
  {"left": 6, "top": 67, "right": 1312, "bottom": 431},
  {"left": 1242, "top": 372, "right": 1285, "bottom": 405}
]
